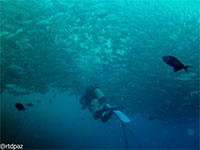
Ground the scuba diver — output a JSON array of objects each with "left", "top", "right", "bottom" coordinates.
[
  {"left": 80, "top": 86, "right": 130, "bottom": 123},
  {"left": 80, "top": 86, "right": 119, "bottom": 123},
  {"left": 80, "top": 85, "right": 142, "bottom": 149}
]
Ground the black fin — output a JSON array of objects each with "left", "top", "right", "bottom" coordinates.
[
  {"left": 184, "top": 66, "right": 191, "bottom": 74},
  {"left": 173, "top": 67, "right": 179, "bottom": 72}
]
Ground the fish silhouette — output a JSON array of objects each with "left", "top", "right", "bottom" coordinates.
[
  {"left": 162, "top": 56, "right": 191, "bottom": 73},
  {"left": 15, "top": 103, "right": 25, "bottom": 111},
  {"left": 26, "top": 103, "right": 34, "bottom": 107},
  {"left": 148, "top": 116, "right": 155, "bottom": 120}
]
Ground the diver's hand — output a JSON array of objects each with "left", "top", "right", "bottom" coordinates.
[{"left": 81, "top": 106, "right": 86, "bottom": 109}]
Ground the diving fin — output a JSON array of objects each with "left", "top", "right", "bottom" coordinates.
[
  {"left": 105, "top": 104, "right": 123, "bottom": 111},
  {"left": 106, "top": 104, "right": 130, "bottom": 123},
  {"left": 113, "top": 110, "right": 130, "bottom": 123}
]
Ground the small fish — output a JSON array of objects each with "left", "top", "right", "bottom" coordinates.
[
  {"left": 26, "top": 103, "right": 33, "bottom": 107},
  {"left": 53, "top": 94, "right": 56, "bottom": 98},
  {"left": 15, "top": 103, "right": 25, "bottom": 111},
  {"left": 68, "top": 92, "right": 73, "bottom": 96},
  {"left": 49, "top": 99, "right": 52, "bottom": 104},
  {"left": 37, "top": 100, "right": 40, "bottom": 103},
  {"left": 148, "top": 116, "right": 155, "bottom": 120},
  {"left": 162, "top": 56, "right": 191, "bottom": 73}
]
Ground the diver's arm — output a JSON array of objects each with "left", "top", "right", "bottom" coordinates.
[
  {"left": 80, "top": 95, "right": 87, "bottom": 109},
  {"left": 81, "top": 106, "right": 87, "bottom": 109}
]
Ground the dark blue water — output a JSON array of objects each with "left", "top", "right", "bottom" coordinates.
[{"left": 1, "top": 90, "right": 199, "bottom": 149}]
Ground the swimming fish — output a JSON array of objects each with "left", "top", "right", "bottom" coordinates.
[
  {"left": 68, "top": 92, "right": 73, "bottom": 96},
  {"left": 148, "top": 116, "right": 155, "bottom": 120},
  {"left": 162, "top": 56, "right": 191, "bottom": 73},
  {"left": 36, "top": 100, "right": 40, "bottom": 103},
  {"left": 15, "top": 103, "right": 25, "bottom": 111},
  {"left": 26, "top": 103, "right": 34, "bottom": 107}
]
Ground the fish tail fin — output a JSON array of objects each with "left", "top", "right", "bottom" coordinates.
[{"left": 184, "top": 66, "right": 192, "bottom": 74}]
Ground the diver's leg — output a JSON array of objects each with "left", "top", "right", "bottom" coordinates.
[
  {"left": 100, "top": 111, "right": 113, "bottom": 123},
  {"left": 105, "top": 105, "right": 123, "bottom": 111},
  {"left": 93, "top": 106, "right": 107, "bottom": 120}
]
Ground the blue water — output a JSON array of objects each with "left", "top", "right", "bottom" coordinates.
[
  {"left": 0, "top": 0, "right": 199, "bottom": 149},
  {"left": 1, "top": 90, "right": 199, "bottom": 149}
]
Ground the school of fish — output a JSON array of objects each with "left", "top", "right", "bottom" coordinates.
[{"left": 0, "top": 0, "right": 199, "bottom": 123}]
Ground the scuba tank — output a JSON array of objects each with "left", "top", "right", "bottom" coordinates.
[
  {"left": 94, "top": 87, "right": 106, "bottom": 104},
  {"left": 91, "top": 87, "right": 106, "bottom": 119}
]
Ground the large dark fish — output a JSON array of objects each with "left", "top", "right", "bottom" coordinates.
[
  {"left": 162, "top": 56, "right": 191, "bottom": 73},
  {"left": 26, "top": 103, "right": 34, "bottom": 107},
  {"left": 15, "top": 103, "right": 25, "bottom": 111}
]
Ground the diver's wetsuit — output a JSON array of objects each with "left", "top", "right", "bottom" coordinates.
[{"left": 80, "top": 86, "right": 113, "bottom": 123}]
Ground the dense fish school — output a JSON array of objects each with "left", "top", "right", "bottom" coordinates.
[{"left": 0, "top": 0, "right": 199, "bottom": 123}]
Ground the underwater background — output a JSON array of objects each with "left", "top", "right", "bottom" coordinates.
[{"left": 0, "top": 0, "right": 199, "bottom": 149}]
